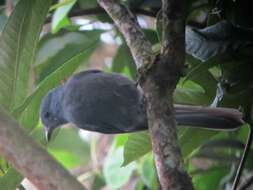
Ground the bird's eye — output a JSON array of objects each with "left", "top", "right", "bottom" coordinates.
[{"left": 44, "top": 112, "right": 50, "bottom": 119}]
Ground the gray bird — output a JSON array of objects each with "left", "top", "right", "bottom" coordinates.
[{"left": 40, "top": 70, "right": 244, "bottom": 141}]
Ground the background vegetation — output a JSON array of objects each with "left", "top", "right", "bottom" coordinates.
[{"left": 0, "top": 0, "right": 253, "bottom": 189}]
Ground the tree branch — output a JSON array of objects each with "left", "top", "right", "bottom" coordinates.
[
  {"left": 140, "top": 1, "right": 194, "bottom": 189},
  {"left": 0, "top": 109, "right": 86, "bottom": 190},
  {"left": 97, "top": 0, "right": 154, "bottom": 70},
  {"left": 97, "top": 0, "right": 193, "bottom": 189}
]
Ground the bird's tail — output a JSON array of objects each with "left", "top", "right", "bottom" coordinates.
[{"left": 174, "top": 105, "right": 244, "bottom": 130}]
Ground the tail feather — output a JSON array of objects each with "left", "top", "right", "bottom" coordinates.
[{"left": 174, "top": 105, "right": 244, "bottom": 130}]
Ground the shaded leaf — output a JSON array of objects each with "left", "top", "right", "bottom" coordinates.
[
  {"left": 193, "top": 167, "right": 228, "bottom": 190},
  {"left": 91, "top": 174, "right": 106, "bottom": 190},
  {"left": 174, "top": 86, "right": 210, "bottom": 105},
  {"left": 185, "top": 55, "right": 217, "bottom": 98},
  {"left": 0, "top": 14, "right": 7, "bottom": 32},
  {"left": 143, "top": 29, "right": 159, "bottom": 44},
  {"left": 186, "top": 21, "right": 253, "bottom": 62},
  {"left": 0, "top": 0, "right": 51, "bottom": 111},
  {"left": 78, "top": 0, "right": 98, "bottom": 9},
  {"left": 201, "top": 139, "right": 245, "bottom": 150},
  {"left": 111, "top": 44, "right": 136, "bottom": 79},
  {"left": 178, "top": 127, "right": 219, "bottom": 159},
  {"left": 0, "top": 168, "right": 23, "bottom": 190}
]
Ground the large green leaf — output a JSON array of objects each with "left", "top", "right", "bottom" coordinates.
[
  {"left": 178, "top": 127, "right": 219, "bottom": 159},
  {"left": 35, "top": 30, "right": 103, "bottom": 82},
  {"left": 192, "top": 167, "right": 228, "bottom": 190},
  {"left": 103, "top": 146, "right": 136, "bottom": 189},
  {"left": 123, "top": 132, "right": 151, "bottom": 166},
  {"left": 185, "top": 56, "right": 217, "bottom": 98},
  {"left": 47, "top": 127, "right": 90, "bottom": 169},
  {"left": 122, "top": 128, "right": 221, "bottom": 166},
  {"left": 140, "top": 154, "right": 158, "bottom": 190},
  {"left": 174, "top": 86, "right": 210, "bottom": 105},
  {"left": 0, "top": 0, "right": 51, "bottom": 188},
  {"left": 14, "top": 39, "right": 100, "bottom": 130},
  {"left": 0, "top": 0, "right": 51, "bottom": 111},
  {"left": 0, "top": 168, "right": 23, "bottom": 190}
]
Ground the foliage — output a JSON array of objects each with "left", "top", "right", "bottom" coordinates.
[{"left": 0, "top": 0, "right": 253, "bottom": 189}]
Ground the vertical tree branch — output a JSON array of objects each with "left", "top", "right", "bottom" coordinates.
[
  {"left": 0, "top": 109, "right": 86, "bottom": 190},
  {"left": 141, "top": 0, "right": 193, "bottom": 189},
  {"left": 97, "top": 0, "right": 193, "bottom": 189}
]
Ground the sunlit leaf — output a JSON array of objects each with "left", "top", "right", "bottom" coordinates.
[
  {"left": 123, "top": 132, "right": 151, "bottom": 166},
  {"left": 51, "top": 0, "right": 77, "bottom": 33},
  {"left": 103, "top": 146, "right": 136, "bottom": 189},
  {"left": 47, "top": 127, "right": 90, "bottom": 169},
  {"left": 141, "top": 154, "right": 158, "bottom": 190},
  {"left": 35, "top": 30, "right": 103, "bottom": 82}
]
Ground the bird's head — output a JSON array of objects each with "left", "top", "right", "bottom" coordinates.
[{"left": 40, "top": 87, "right": 66, "bottom": 142}]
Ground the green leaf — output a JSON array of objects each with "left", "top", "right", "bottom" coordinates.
[
  {"left": 123, "top": 132, "right": 152, "bottom": 166},
  {"left": 35, "top": 30, "right": 103, "bottom": 82},
  {"left": 114, "top": 134, "right": 129, "bottom": 148},
  {"left": 52, "top": 0, "right": 77, "bottom": 33},
  {"left": 50, "top": 0, "right": 75, "bottom": 11},
  {"left": 47, "top": 127, "right": 90, "bottom": 169},
  {"left": 0, "top": 0, "right": 51, "bottom": 111},
  {"left": 0, "top": 168, "right": 23, "bottom": 190},
  {"left": 111, "top": 44, "right": 137, "bottom": 80},
  {"left": 14, "top": 39, "right": 99, "bottom": 130},
  {"left": 103, "top": 146, "right": 136, "bottom": 189},
  {"left": 143, "top": 29, "right": 159, "bottom": 45},
  {"left": 0, "top": 14, "right": 7, "bottom": 32},
  {"left": 78, "top": 0, "right": 98, "bottom": 9},
  {"left": 141, "top": 154, "right": 158, "bottom": 190},
  {"left": 192, "top": 167, "right": 228, "bottom": 190},
  {"left": 178, "top": 127, "right": 220, "bottom": 159},
  {"left": 91, "top": 174, "right": 106, "bottom": 190},
  {"left": 185, "top": 56, "right": 217, "bottom": 98},
  {"left": 174, "top": 87, "right": 210, "bottom": 105}
]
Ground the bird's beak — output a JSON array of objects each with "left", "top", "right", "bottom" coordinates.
[{"left": 44, "top": 126, "right": 53, "bottom": 142}]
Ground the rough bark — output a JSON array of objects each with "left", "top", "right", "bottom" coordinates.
[
  {"left": 141, "top": 0, "right": 194, "bottom": 188},
  {"left": 0, "top": 109, "right": 86, "bottom": 190},
  {"left": 97, "top": 0, "right": 194, "bottom": 189}
]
